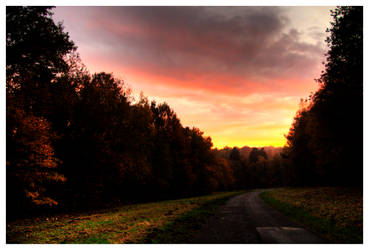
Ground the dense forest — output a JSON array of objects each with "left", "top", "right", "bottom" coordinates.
[{"left": 6, "top": 6, "right": 362, "bottom": 220}]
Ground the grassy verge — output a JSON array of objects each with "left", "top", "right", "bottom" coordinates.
[
  {"left": 142, "top": 194, "right": 233, "bottom": 243},
  {"left": 260, "top": 187, "right": 362, "bottom": 243},
  {"left": 7, "top": 191, "right": 242, "bottom": 243}
]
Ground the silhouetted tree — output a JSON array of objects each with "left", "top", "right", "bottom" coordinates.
[
  {"left": 249, "top": 148, "right": 267, "bottom": 164},
  {"left": 7, "top": 6, "right": 75, "bottom": 117},
  {"left": 229, "top": 147, "right": 241, "bottom": 161},
  {"left": 6, "top": 6, "right": 74, "bottom": 217},
  {"left": 284, "top": 107, "right": 317, "bottom": 186},
  {"left": 284, "top": 6, "right": 363, "bottom": 186},
  {"left": 310, "top": 6, "right": 363, "bottom": 185}
]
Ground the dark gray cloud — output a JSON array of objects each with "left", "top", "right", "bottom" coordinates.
[{"left": 54, "top": 6, "right": 326, "bottom": 92}]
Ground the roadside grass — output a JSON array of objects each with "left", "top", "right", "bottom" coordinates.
[
  {"left": 260, "top": 187, "right": 362, "bottom": 243},
  {"left": 7, "top": 191, "right": 242, "bottom": 243},
  {"left": 142, "top": 194, "right": 233, "bottom": 243}
]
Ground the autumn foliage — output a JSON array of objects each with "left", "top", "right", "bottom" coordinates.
[{"left": 7, "top": 105, "right": 65, "bottom": 208}]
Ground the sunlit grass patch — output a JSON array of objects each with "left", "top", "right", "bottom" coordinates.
[
  {"left": 7, "top": 191, "right": 242, "bottom": 243},
  {"left": 261, "top": 187, "right": 362, "bottom": 243}
]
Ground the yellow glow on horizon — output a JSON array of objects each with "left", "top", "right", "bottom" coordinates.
[
  {"left": 208, "top": 131, "right": 288, "bottom": 149},
  {"left": 211, "top": 138, "right": 286, "bottom": 149}
]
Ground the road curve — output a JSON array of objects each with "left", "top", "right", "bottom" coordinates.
[{"left": 191, "top": 189, "right": 325, "bottom": 244}]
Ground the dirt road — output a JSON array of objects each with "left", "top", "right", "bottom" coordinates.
[{"left": 191, "top": 190, "right": 325, "bottom": 244}]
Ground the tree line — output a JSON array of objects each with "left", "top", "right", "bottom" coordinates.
[{"left": 6, "top": 6, "right": 362, "bottom": 220}]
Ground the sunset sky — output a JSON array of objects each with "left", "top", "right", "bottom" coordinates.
[{"left": 53, "top": 6, "right": 334, "bottom": 148}]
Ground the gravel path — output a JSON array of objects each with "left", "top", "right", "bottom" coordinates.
[{"left": 191, "top": 190, "right": 325, "bottom": 244}]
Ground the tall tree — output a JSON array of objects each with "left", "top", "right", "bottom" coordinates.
[
  {"left": 6, "top": 6, "right": 76, "bottom": 117},
  {"left": 312, "top": 6, "right": 363, "bottom": 185},
  {"left": 6, "top": 7, "right": 75, "bottom": 216},
  {"left": 285, "top": 6, "right": 363, "bottom": 186},
  {"left": 6, "top": 7, "right": 75, "bottom": 87}
]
